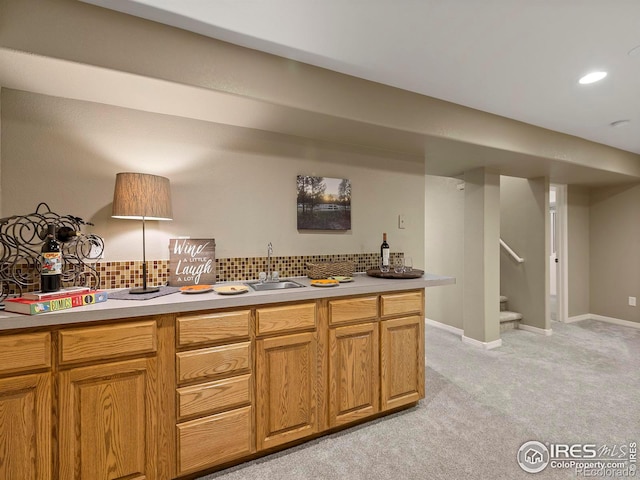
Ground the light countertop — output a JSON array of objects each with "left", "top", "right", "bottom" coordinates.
[{"left": 0, "top": 273, "right": 455, "bottom": 331}]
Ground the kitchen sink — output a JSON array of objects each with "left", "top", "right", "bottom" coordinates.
[{"left": 244, "top": 280, "right": 306, "bottom": 291}]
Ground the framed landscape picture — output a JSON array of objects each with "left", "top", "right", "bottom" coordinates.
[{"left": 297, "top": 175, "right": 351, "bottom": 230}]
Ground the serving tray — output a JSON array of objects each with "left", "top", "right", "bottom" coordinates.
[{"left": 366, "top": 268, "right": 424, "bottom": 279}]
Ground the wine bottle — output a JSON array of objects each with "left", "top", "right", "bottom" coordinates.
[
  {"left": 41, "top": 224, "right": 62, "bottom": 292},
  {"left": 56, "top": 226, "right": 80, "bottom": 243},
  {"left": 380, "top": 232, "right": 390, "bottom": 268}
]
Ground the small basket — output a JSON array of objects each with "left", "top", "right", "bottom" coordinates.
[{"left": 306, "top": 260, "right": 355, "bottom": 279}]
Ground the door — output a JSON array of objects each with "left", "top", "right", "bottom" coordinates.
[
  {"left": 58, "top": 358, "right": 158, "bottom": 480},
  {"left": 380, "top": 315, "right": 424, "bottom": 411},
  {"left": 329, "top": 322, "right": 379, "bottom": 427},
  {"left": 256, "top": 332, "right": 318, "bottom": 450},
  {"left": 0, "top": 373, "right": 51, "bottom": 480},
  {"left": 550, "top": 184, "right": 568, "bottom": 322}
]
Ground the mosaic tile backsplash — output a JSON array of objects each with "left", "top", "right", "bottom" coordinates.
[
  {"left": 5, "top": 252, "right": 404, "bottom": 294},
  {"left": 100, "top": 252, "right": 403, "bottom": 289}
]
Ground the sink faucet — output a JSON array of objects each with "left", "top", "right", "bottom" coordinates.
[{"left": 266, "top": 242, "right": 273, "bottom": 282}]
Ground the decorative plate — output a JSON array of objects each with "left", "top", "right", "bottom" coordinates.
[
  {"left": 310, "top": 279, "right": 340, "bottom": 287},
  {"left": 330, "top": 276, "right": 354, "bottom": 283},
  {"left": 180, "top": 284, "right": 214, "bottom": 294},
  {"left": 213, "top": 285, "right": 250, "bottom": 295}
]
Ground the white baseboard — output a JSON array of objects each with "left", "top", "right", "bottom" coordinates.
[
  {"left": 572, "top": 314, "right": 640, "bottom": 330},
  {"left": 426, "top": 317, "right": 506, "bottom": 349},
  {"left": 461, "top": 335, "right": 502, "bottom": 350},
  {"left": 566, "top": 314, "right": 591, "bottom": 324},
  {"left": 424, "top": 317, "right": 464, "bottom": 336},
  {"left": 519, "top": 324, "right": 553, "bottom": 336}
]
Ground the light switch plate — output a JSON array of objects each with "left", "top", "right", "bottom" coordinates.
[{"left": 398, "top": 214, "right": 406, "bottom": 229}]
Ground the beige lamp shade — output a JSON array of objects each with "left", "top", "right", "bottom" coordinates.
[{"left": 112, "top": 172, "right": 173, "bottom": 220}]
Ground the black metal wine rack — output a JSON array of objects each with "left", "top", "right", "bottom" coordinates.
[{"left": 0, "top": 203, "right": 104, "bottom": 301}]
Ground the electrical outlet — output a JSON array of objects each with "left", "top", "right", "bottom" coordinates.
[
  {"left": 629, "top": 296, "right": 636, "bottom": 307},
  {"left": 398, "top": 214, "right": 406, "bottom": 229}
]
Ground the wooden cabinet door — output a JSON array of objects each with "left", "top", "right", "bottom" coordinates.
[
  {"left": 58, "top": 357, "right": 157, "bottom": 480},
  {"left": 0, "top": 373, "right": 51, "bottom": 480},
  {"left": 380, "top": 315, "right": 424, "bottom": 411},
  {"left": 329, "top": 322, "right": 379, "bottom": 427},
  {"left": 256, "top": 332, "right": 318, "bottom": 450}
]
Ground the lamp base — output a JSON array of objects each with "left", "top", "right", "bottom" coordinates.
[{"left": 129, "top": 286, "right": 160, "bottom": 294}]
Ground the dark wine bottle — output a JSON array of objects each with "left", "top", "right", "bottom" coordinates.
[
  {"left": 380, "top": 232, "right": 390, "bottom": 268},
  {"left": 56, "top": 226, "right": 80, "bottom": 243},
  {"left": 41, "top": 224, "right": 62, "bottom": 292}
]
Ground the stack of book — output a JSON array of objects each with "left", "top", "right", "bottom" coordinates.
[{"left": 3, "top": 287, "right": 108, "bottom": 315}]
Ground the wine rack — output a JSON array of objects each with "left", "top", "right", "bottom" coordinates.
[{"left": 0, "top": 203, "right": 105, "bottom": 301}]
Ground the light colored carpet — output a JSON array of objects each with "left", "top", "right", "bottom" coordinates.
[{"left": 197, "top": 319, "right": 639, "bottom": 480}]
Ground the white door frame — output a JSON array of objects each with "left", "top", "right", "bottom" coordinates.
[{"left": 552, "top": 183, "right": 569, "bottom": 323}]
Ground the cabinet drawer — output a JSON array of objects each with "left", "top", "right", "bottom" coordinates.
[
  {"left": 381, "top": 291, "right": 423, "bottom": 317},
  {"left": 177, "top": 310, "right": 250, "bottom": 347},
  {"left": 329, "top": 296, "right": 378, "bottom": 325},
  {"left": 177, "top": 342, "right": 251, "bottom": 384},
  {"left": 177, "top": 374, "right": 251, "bottom": 420},
  {"left": 0, "top": 332, "right": 51, "bottom": 375},
  {"left": 256, "top": 303, "right": 316, "bottom": 336},
  {"left": 58, "top": 320, "right": 157, "bottom": 366},
  {"left": 177, "top": 406, "right": 253, "bottom": 475}
]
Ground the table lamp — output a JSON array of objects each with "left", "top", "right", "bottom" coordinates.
[{"left": 112, "top": 172, "right": 172, "bottom": 294}]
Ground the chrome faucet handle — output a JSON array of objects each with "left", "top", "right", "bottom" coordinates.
[{"left": 258, "top": 272, "right": 267, "bottom": 283}]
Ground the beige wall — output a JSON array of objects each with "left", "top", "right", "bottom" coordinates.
[
  {"left": 3, "top": 0, "right": 640, "bottom": 183},
  {"left": 1, "top": 89, "right": 425, "bottom": 263},
  {"left": 500, "top": 176, "right": 549, "bottom": 330},
  {"left": 590, "top": 183, "right": 640, "bottom": 323},
  {"left": 464, "top": 168, "right": 500, "bottom": 343},
  {"left": 424, "top": 175, "right": 464, "bottom": 328},
  {"left": 567, "top": 185, "right": 590, "bottom": 317}
]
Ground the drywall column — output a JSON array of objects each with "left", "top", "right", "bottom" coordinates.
[
  {"left": 567, "top": 185, "right": 590, "bottom": 318},
  {"left": 463, "top": 168, "right": 501, "bottom": 348},
  {"left": 500, "top": 176, "right": 550, "bottom": 333},
  {"left": 424, "top": 175, "right": 465, "bottom": 329}
]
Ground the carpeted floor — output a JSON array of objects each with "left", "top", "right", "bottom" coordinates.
[{"left": 197, "top": 319, "right": 639, "bottom": 480}]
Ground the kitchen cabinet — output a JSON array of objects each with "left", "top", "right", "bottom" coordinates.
[
  {"left": 380, "top": 292, "right": 425, "bottom": 411},
  {"left": 57, "top": 319, "right": 159, "bottom": 480},
  {"left": 0, "top": 280, "right": 437, "bottom": 479},
  {"left": 328, "top": 322, "right": 379, "bottom": 427},
  {"left": 327, "top": 296, "right": 379, "bottom": 427},
  {"left": 0, "top": 332, "right": 52, "bottom": 480},
  {"left": 255, "top": 303, "right": 319, "bottom": 450},
  {"left": 175, "top": 309, "right": 253, "bottom": 476}
]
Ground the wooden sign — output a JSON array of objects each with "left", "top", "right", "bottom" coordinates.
[{"left": 168, "top": 238, "right": 216, "bottom": 286}]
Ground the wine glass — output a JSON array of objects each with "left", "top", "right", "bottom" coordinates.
[
  {"left": 394, "top": 257, "right": 405, "bottom": 274},
  {"left": 404, "top": 257, "right": 413, "bottom": 272}
]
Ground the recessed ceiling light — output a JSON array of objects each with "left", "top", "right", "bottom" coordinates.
[
  {"left": 578, "top": 71, "right": 607, "bottom": 84},
  {"left": 610, "top": 119, "right": 631, "bottom": 128}
]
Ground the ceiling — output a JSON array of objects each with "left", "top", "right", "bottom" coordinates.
[{"left": 80, "top": 0, "right": 640, "bottom": 156}]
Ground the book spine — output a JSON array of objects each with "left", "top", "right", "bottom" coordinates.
[
  {"left": 28, "top": 302, "right": 52, "bottom": 315},
  {"left": 7, "top": 291, "right": 108, "bottom": 315},
  {"left": 70, "top": 292, "right": 108, "bottom": 307}
]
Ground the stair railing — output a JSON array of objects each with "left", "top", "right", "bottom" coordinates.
[{"left": 500, "top": 238, "right": 524, "bottom": 263}]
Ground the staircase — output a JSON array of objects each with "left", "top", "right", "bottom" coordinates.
[{"left": 500, "top": 295, "right": 522, "bottom": 332}]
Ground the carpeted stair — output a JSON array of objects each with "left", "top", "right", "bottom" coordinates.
[{"left": 500, "top": 295, "right": 522, "bottom": 332}]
